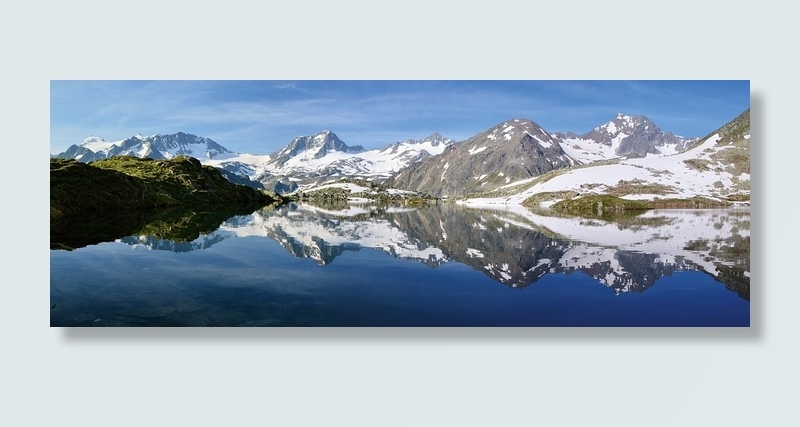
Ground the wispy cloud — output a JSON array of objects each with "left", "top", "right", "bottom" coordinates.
[
  {"left": 266, "top": 82, "right": 298, "bottom": 90},
  {"left": 50, "top": 80, "right": 750, "bottom": 155}
]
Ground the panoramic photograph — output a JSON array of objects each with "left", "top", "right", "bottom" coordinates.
[{"left": 50, "top": 80, "right": 751, "bottom": 327}]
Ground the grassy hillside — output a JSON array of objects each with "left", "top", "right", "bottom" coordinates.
[{"left": 50, "top": 155, "right": 287, "bottom": 219}]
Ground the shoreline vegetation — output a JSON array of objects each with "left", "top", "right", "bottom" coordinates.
[
  {"left": 547, "top": 194, "right": 735, "bottom": 213},
  {"left": 50, "top": 156, "right": 289, "bottom": 220}
]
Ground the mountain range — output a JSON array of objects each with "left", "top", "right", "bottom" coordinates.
[
  {"left": 466, "top": 109, "right": 750, "bottom": 206},
  {"left": 59, "top": 132, "right": 233, "bottom": 163},
  {"left": 53, "top": 110, "right": 750, "bottom": 205}
]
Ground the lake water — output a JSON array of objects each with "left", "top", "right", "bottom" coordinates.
[{"left": 50, "top": 202, "right": 750, "bottom": 327}]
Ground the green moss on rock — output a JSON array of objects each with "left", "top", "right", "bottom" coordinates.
[{"left": 50, "top": 156, "right": 287, "bottom": 219}]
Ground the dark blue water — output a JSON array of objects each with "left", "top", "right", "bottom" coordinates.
[{"left": 50, "top": 204, "right": 750, "bottom": 327}]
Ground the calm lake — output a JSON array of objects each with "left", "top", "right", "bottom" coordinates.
[{"left": 50, "top": 202, "right": 750, "bottom": 327}]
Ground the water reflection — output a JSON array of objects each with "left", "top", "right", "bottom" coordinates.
[
  {"left": 50, "top": 202, "right": 268, "bottom": 251},
  {"left": 51, "top": 202, "right": 750, "bottom": 301},
  {"left": 259, "top": 203, "right": 748, "bottom": 300},
  {"left": 51, "top": 202, "right": 752, "bottom": 326}
]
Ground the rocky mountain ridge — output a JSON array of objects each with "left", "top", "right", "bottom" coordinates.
[
  {"left": 53, "top": 111, "right": 748, "bottom": 203},
  {"left": 388, "top": 118, "right": 577, "bottom": 198}
]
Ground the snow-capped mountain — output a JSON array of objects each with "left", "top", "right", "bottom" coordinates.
[
  {"left": 268, "top": 130, "right": 366, "bottom": 168},
  {"left": 56, "top": 132, "right": 234, "bottom": 163},
  {"left": 556, "top": 113, "right": 697, "bottom": 162},
  {"left": 465, "top": 109, "right": 750, "bottom": 206},
  {"left": 388, "top": 118, "right": 577, "bottom": 198},
  {"left": 55, "top": 129, "right": 456, "bottom": 192},
  {"left": 378, "top": 132, "right": 453, "bottom": 164},
  {"left": 204, "top": 131, "right": 456, "bottom": 192}
]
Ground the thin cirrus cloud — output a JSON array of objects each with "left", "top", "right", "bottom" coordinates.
[{"left": 50, "top": 80, "right": 750, "bottom": 155}]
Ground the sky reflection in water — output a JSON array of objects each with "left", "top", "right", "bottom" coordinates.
[{"left": 50, "top": 203, "right": 750, "bottom": 327}]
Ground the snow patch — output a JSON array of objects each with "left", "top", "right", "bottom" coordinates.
[
  {"left": 531, "top": 134, "right": 552, "bottom": 148},
  {"left": 466, "top": 248, "right": 485, "bottom": 258},
  {"left": 469, "top": 146, "right": 488, "bottom": 155}
]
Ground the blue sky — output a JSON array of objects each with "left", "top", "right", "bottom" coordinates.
[{"left": 50, "top": 80, "right": 750, "bottom": 155}]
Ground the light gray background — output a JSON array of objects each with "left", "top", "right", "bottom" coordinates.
[{"left": 5, "top": 1, "right": 795, "bottom": 425}]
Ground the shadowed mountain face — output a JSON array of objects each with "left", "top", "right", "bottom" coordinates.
[
  {"left": 388, "top": 119, "right": 575, "bottom": 198},
  {"left": 79, "top": 202, "right": 749, "bottom": 299}
]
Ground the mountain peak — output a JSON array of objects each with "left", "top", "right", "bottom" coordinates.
[
  {"left": 82, "top": 136, "right": 106, "bottom": 144},
  {"left": 269, "top": 130, "right": 364, "bottom": 166},
  {"left": 386, "top": 117, "right": 574, "bottom": 198},
  {"left": 312, "top": 130, "right": 339, "bottom": 144},
  {"left": 479, "top": 118, "right": 550, "bottom": 144},
  {"left": 593, "top": 113, "right": 654, "bottom": 135},
  {"left": 613, "top": 113, "right": 635, "bottom": 125},
  {"left": 421, "top": 132, "right": 455, "bottom": 146},
  {"left": 580, "top": 114, "right": 694, "bottom": 157}
]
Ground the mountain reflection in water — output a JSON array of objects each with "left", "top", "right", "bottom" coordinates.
[{"left": 50, "top": 202, "right": 750, "bottom": 326}]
